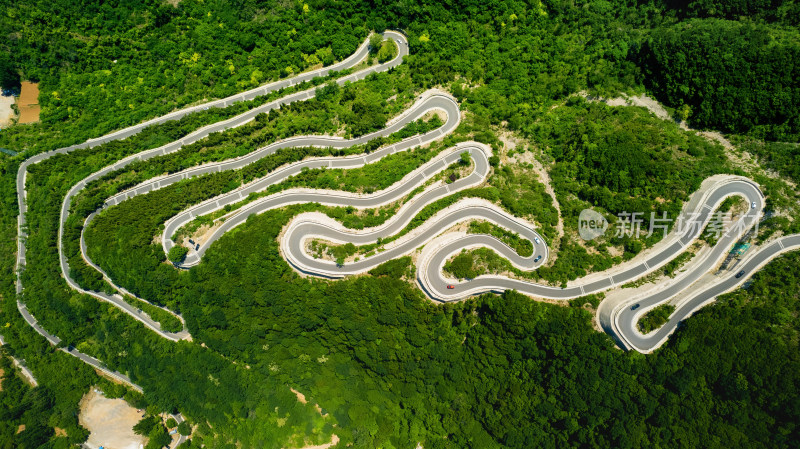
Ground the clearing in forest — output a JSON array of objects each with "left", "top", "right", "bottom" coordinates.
[{"left": 79, "top": 389, "right": 146, "bottom": 449}]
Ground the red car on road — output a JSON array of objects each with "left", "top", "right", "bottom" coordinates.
[{"left": 447, "top": 285, "right": 455, "bottom": 289}]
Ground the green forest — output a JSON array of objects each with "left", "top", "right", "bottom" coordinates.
[{"left": 1, "top": 0, "right": 800, "bottom": 448}]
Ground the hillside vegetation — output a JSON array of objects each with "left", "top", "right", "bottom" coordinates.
[
  {"left": 639, "top": 18, "right": 800, "bottom": 140},
  {"left": 1, "top": 0, "right": 799, "bottom": 448}
]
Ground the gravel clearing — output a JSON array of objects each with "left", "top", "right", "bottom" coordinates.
[{"left": 79, "top": 389, "right": 146, "bottom": 449}]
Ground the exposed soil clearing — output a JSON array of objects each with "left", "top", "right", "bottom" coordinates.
[
  {"left": 0, "top": 95, "right": 14, "bottom": 127},
  {"left": 293, "top": 434, "right": 340, "bottom": 449},
  {"left": 17, "top": 82, "right": 40, "bottom": 124},
  {"left": 289, "top": 387, "right": 339, "bottom": 448},
  {"left": 79, "top": 389, "right": 146, "bottom": 449},
  {"left": 290, "top": 387, "right": 325, "bottom": 415},
  {"left": 503, "top": 136, "right": 564, "bottom": 240}
]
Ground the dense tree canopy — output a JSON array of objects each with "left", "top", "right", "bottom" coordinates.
[
  {"left": 1, "top": 0, "right": 799, "bottom": 448},
  {"left": 661, "top": 0, "right": 800, "bottom": 23},
  {"left": 639, "top": 19, "right": 800, "bottom": 140}
]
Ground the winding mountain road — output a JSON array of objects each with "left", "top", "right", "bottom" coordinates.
[
  {"left": 89, "top": 97, "right": 799, "bottom": 357},
  {"left": 14, "top": 32, "right": 407, "bottom": 399},
  {"left": 93, "top": 89, "right": 551, "bottom": 280},
  {"left": 158, "top": 91, "right": 462, "bottom": 267},
  {"left": 12, "top": 26, "right": 800, "bottom": 424},
  {"left": 121, "top": 109, "right": 798, "bottom": 355},
  {"left": 420, "top": 178, "right": 764, "bottom": 300},
  {"left": 602, "top": 232, "right": 800, "bottom": 352}
]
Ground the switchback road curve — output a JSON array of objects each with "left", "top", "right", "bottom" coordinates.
[
  {"left": 419, "top": 177, "right": 765, "bottom": 301},
  {"left": 158, "top": 91, "right": 461, "bottom": 267},
  {"left": 15, "top": 32, "right": 407, "bottom": 396},
  {"left": 603, "top": 232, "right": 800, "bottom": 352},
  {"left": 59, "top": 31, "right": 406, "bottom": 340},
  {"left": 133, "top": 104, "right": 798, "bottom": 354},
  {"left": 94, "top": 89, "right": 549, "bottom": 285},
  {"left": 94, "top": 113, "right": 798, "bottom": 356}
]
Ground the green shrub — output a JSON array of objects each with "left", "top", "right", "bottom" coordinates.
[{"left": 168, "top": 246, "right": 189, "bottom": 264}]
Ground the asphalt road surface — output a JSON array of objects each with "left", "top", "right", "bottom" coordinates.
[
  {"left": 13, "top": 26, "right": 800, "bottom": 414},
  {"left": 420, "top": 179, "right": 764, "bottom": 300},
  {"left": 92, "top": 106, "right": 798, "bottom": 356},
  {"left": 14, "top": 32, "right": 407, "bottom": 404},
  {"left": 607, "top": 233, "right": 800, "bottom": 352},
  {"left": 157, "top": 92, "right": 460, "bottom": 267},
  {"left": 53, "top": 31, "right": 407, "bottom": 341}
]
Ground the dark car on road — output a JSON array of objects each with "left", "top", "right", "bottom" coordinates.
[
  {"left": 534, "top": 255, "right": 542, "bottom": 263},
  {"left": 631, "top": 304, "right": 640, "bottom": 311},
  {"left": 736, "top": 270, "right": 746, "bottom": 278}
]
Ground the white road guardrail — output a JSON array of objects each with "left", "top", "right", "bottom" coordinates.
[
  {"left": 13, "top": 28, "right": 800, "bottom": 419},
  {"left": 14, "top": 31, "right": 408, "bottom": 401}
]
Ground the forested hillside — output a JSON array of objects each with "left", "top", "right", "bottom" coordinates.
[
  {"left": 1, "top": 0, "right": 370, "bottom": 136},
  {"left": 639, "top": 18, "right": 800, "bottom": 140},
  {"left": 662, "top": 0, "right": 800, "bottom": 22},
  {"left": 1, "top": 0, "right": 799, "bottom": 448},
  {"left": 3, "top": 0, "right": 799, "bottom": 148}
]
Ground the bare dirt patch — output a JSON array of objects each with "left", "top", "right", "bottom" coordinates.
[
  {"left": 79, "top": 388, "right": 147, "bottom": 449},
  {"left": 289, "top": 388, "right": 339, "bottom": 449},
  {"left": 189, "top": 219, "right": 226, "bottom": 246},
  {"left": 423, "top": 109, "right": 447, "bottom": 123},
  {"left": 504, "top": 138, "right": 564, "bottom": 239},
  {"left": 290, "top": 387, "right": 326, "bottom": 415},
  {"left": 17, "top": 82, "right": 40, "bottom": 124},
  {"left": 624, "top": 94, "right": 674, "bottom": 122},
  {"left": 0, "top": 95, "right": 14, "bottom": 127},
  {"left": 589, "top": 93, "right": 755, "bottom": 172},
  {"left": 291, "top": 387, "right": 309, "bottom": 404},
  {"left": 293, "top": 434, "right": 340, "bottom": 449}
]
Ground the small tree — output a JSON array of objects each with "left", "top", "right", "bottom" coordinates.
[
  {"left": 460, "top": 151, "right": 471, "bottom": 165},
  {"left": 177, "top": 421, "right": 192, "bottom": 436},
  {"left": 0, "top": 54, "right": 20, "bottom": 92},
  {"left": 678, "top": 104, "right": 692, "bottom": 123},
  {"left": 67, "top": 425, "right": 90, "bottom": 446},
  {"left": 168, "top": 245, "right": 189, "bottom": 264},
  {"left": 377, "top": 41, "right": 397, "bottom": 63},
  {"left": 133, "top": 416, "right": 159, "bottom": 436},
  {"left": 369, "top": 34, "right": 383, "bottom": 54},
  {"left": 146, "top": 426, "right": 171, "bottom": 449},
  {"left": 166, "top": 417, "right": 178, "bottom": 429}
]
